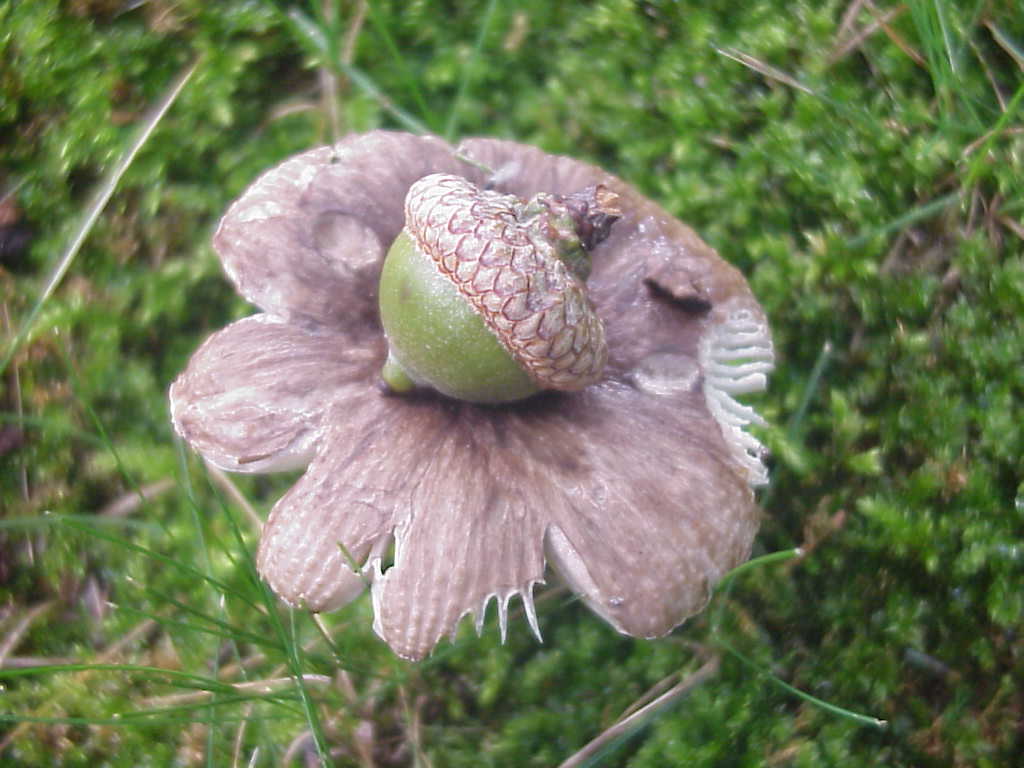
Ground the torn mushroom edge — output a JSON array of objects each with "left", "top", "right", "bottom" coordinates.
[
  {"left": 700, "top": 300, "right": 774, "bottom": 487},
  {"left": 369, "top": 551, "right": 546, "bottom": 661}
]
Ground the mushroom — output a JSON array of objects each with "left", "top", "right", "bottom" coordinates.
[{"left": 169, "top": 131, "right": 773, "bottom": 661}]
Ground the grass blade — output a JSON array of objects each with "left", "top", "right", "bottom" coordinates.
[
  {"left": 285, "top": 7, "right": 431, "bottom": 135},
  {"left": 444, "top": 0, "right": 499, "bottom": 140},
  {"left": 719, "top": 638, "right": 888, "bottom": 729},
  {"left": 366, "top": 0, "right": 436, "bottom": 128},
  {"left": 707, "top": 548, "right": 887, "bottom": 730},
  {"left": 845, "top": 191, "right": 961, "bottom": 249},
  {"left": 0, "top": 60, "right": 197, "bottom": 378}
]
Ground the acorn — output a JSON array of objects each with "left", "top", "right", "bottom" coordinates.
[{"left": 378, "top": 173, "right": 621, "bottom": 403}]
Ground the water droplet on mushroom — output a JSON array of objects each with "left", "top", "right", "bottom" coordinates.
[{"left": 629, "top": 352, "right": 701, "bottom": 395}]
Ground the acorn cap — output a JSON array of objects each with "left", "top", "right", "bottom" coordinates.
[{"left": 399, "top": 173, "right": 616, "bottom": 393}]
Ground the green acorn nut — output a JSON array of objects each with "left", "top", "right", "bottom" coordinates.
[{"left": 378, "top": 173, "right": 621, "bottom": 404}]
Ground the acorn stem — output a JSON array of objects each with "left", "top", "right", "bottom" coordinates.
[
  {"left": 381, "top": 351, "right": 416, "bottom": 394},
  {"left": 564, "top": 185, "right": 622, "bottom": 252},
  {"left": 523, "top": 186, "right": 622, "bottom": 281}
]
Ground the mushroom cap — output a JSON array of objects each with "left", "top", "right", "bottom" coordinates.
[{"left": 169, "top": 131, "right": 774, "bottom": 660}]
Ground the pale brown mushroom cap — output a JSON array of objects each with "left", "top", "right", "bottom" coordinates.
[{"left": 169, "top": 131, "right": 773, "bottom": 660}]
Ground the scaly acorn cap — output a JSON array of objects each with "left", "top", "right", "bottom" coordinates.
[{"left": 396, "top": 173, "right": 619, "bottom": 397}]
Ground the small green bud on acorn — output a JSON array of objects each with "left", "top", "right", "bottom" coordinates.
[{"left": 378, "top": 173, "right": 621, "bottom": 403}]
